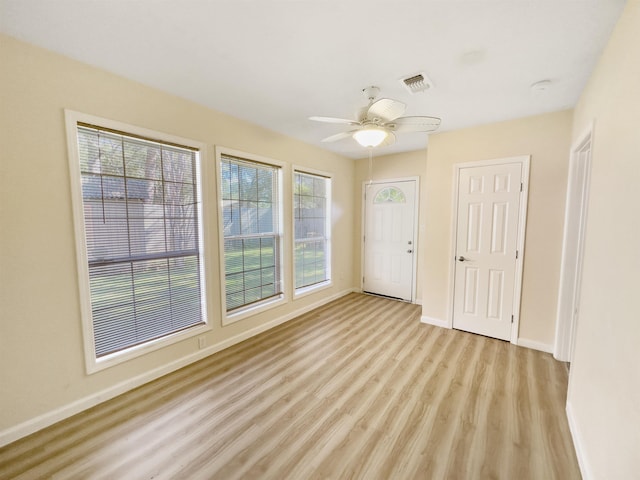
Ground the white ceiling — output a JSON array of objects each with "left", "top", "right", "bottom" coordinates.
[{"left": 0, "top": 0, "right": 626, "bottom": 158}]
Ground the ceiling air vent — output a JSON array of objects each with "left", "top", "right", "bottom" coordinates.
[{"left": 401, "top": 72, "right": 433, "bottom": 94}]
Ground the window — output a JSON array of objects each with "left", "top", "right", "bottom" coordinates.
[
  {"left": 294, "top": 171, "right": 331, "bottom": 291},
  {"left": 67, "top": 112, "right": 208, "bottom": 370},
  {"left": 219, "top": 153, "right": 283, "bottom": 316},
  {"left": 374, "top": 186, "right": 406, "bottom": 204}
]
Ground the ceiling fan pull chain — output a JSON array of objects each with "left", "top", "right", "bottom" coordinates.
[{"left": 368, "top": 148, "right": 374, "bottom": 185}]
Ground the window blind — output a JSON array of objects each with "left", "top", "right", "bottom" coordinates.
[
  {"left": 77, "top": 125, "right": 205, "bottom": 357},
  {"left": 294, "top": 171, "right": 330, "bottom": 289},
  {"left": 220, "top": 155, "right": 282, "bottom": 311}
]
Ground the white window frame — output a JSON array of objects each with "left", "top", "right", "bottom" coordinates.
[
  {"left": 65, "top": 110, "right": 212, "bottom": 373},
  {"left": 293, "top": 166, "right": 333, "bottom": 299},
  {"left": 215, "top": 146, "right": 286, "bottom": 325}
]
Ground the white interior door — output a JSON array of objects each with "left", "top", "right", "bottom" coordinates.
[
  {"left": 452, "top": 163, "right": 523, "bottom": 341},
  {"left": 363, "top": 180, "right": 417, "bottom": 301}
]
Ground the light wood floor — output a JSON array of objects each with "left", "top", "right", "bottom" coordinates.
[{"left": 0, "top": 293, "right": 580, "bottom": 479}]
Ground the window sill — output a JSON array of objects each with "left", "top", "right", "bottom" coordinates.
[
  {"left": 87, "top": 322, "right": 212, "bottom": 374},
  {"left": 222, "top": 294, "right": 286, "bottom": 326},
  {"left": 294, "top": 280, "right": 333, "bottom": 300}
]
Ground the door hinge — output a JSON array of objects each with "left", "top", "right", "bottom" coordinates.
[
  {"left": 520, "top": 182, "right": 523, "bottom": 192},
  {"left": 363, "top": 276, "right": 365, "bottom": 284},
  {"left": 516, "top": 250, "right": 519, "bottom": 259},
  {"left": 511, "top": 315, "right": 514, "bottom": 323}
]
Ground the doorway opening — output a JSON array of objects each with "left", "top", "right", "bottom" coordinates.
[{"left": 554, "top": 125, "right": 593, "bottom": 362}]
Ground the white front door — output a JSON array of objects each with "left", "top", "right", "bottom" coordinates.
[
  {"left": 452, "top": 162, "right": 524, "bottom": 341},
  {"left": 363, "top": 180, "right": 417, "bottom": 301}
]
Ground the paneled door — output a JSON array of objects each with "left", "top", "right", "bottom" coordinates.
[
  {"left": 363, "top": 180, "right": 417, "bottom": 302},
  {"left": 453, "top": 162, "right": 524, "bottom": 341}
]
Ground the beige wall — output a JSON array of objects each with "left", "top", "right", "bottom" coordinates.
[
  {"left": 353, "top": 150, "right": 428, "bottom": 303},
  {"left": 0, "top": 35, "right": 355, "bottom": 436},
  {"left": 421, "top": 110, "right": 573, "bottom": 347},
  {"left": 567, "top": 0, "right": 640, "bottom": 477}
]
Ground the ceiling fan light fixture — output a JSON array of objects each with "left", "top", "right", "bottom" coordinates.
[{"left": 353, "top": 127, "right": 388, "bottom": 147}]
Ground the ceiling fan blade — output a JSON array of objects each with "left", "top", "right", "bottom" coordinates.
[
  {"left": 387, "top": 116, "right": 442, "bottom": 132},
  {"left": 321, "top": 130, "right": 358, "bottom": 143},
  {"left": 309, "top": 116, "right": 359, "bottom": 125},
  {"left": 366, "top": 98, "right": 406, "bottom": 122}
]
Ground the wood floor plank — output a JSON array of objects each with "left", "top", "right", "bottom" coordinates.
[{"left": 0, "top": 293, "right": 581, "bottom": 479}]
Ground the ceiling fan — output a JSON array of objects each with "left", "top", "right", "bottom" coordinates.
[{"left": 309, "top": 86, "right": 441, "bottom": 148}]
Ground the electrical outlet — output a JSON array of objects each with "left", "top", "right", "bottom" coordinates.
[{"left": 198, "top": 336, "right": 206, "bottom": 349}]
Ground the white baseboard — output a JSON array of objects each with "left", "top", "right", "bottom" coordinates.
[
  {"left": 420, "top": 315, "right": 449, "bottom": 329},
  {"left": 566, "top": 401, "right": 592, "bottom": 480},
  {"left": 517, "top": 337, "right": 554, "bottom": 354},
  {"left": 0, "top": 288, "right": 354, "bottom": 448}
]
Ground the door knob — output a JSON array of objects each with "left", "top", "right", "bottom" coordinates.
[
  {"left": 457, "top": 256, "right": 466, "bottom": 262},
  {"left": 407, "top": 249, "right": 413, "bottom": 254}
]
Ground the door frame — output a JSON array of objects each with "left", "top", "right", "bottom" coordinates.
[
  {"left": 447, "top": 156, "right": 530, "bottom": 344},
  {"left": 554, "top": 123, "right": 594, "bottom": 362},
  {"left": 361, "top": 176, "right": 420, "bottom": 303}
]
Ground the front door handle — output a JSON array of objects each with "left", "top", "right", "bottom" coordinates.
[{"left": 457, "top": 256, "right": 467, "bottom": 262}]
